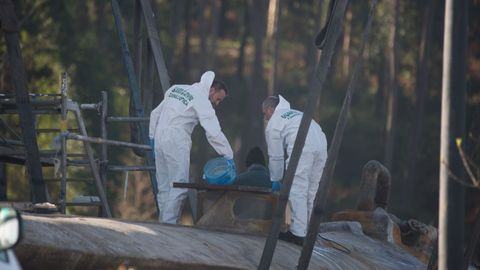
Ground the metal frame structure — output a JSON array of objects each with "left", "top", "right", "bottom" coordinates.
[{"left": 0, "top": 72, "right": 156, "bottom": 219}]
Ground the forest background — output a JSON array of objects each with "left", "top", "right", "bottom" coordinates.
[{"left": 1, "top": 0, "right": 479, "bottom": 245}]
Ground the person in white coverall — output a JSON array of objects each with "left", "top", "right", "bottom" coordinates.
[
  {"left": 262, "top": 95, "right": 327, "bottom": 245},
  {"left": 149, "top": 71, "right": 235, "bottom": 224}
]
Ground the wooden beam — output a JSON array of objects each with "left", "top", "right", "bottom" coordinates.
[
  {"left": 258, "top": 1, "right": 349, "bottom": 269},
  {"left": 173, "top": 182, "right": 273, "bottom": 194},
  {"left": 0, "top": 0, "right": 47, "bottom": 203},
  {"left": 297, "top": 1, "right": 377, "bottom": 268},
  {"left": 139, "top": 0, "right": 171, "bottom": 93}
]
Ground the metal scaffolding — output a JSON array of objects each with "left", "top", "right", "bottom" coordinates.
[{"left": 0, "top": 72, "right": 154, "bottom": 218}]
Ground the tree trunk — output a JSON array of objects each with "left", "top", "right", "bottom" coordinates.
[
  {"left": 241, "top": 0, "right": 267, "bottom": 168},
  {"left": 168, "top": 0, "right": 185, "bottom": 73},
  {"left": 266, "top": 0, "right": 281, "bottom": 96},
  {"left": 182, "top": 0, "right": 192, "bottom": 81},
  {"left": 403, "top": 0, "right": 434, "bottom": 206},
  {"left": 199, "top": 0, "right": 208, "bottom": 72},
  {"left": 207, "top": 0, "right": 221, "bottom": 70},
  {"left": 236, "top": 0, "right": 249, "bottom": 79},
  {"left": 383, "top": 0, "right": 399, "bottom": 171},
  {"left": 438, "top": 0, "right": 467, "bottom": 268},
  {"left": 306, "top": 0, "right": 324, "bottom": 120},
  {"left": 94, "top": 0, "right": 107, "bottom": 49},
  {"left": 341, "top": 8, "right": 352, "bottom": 77}
]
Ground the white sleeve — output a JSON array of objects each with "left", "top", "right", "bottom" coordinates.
[
  {"left": 266, "top": 127, "right": 284, "bottom": 181},
  {"left": 194, "top": 97, "right": 234, "bottom": 159},
  {"left": 149, "top": 103, "right": 162, "bottom": 139}
]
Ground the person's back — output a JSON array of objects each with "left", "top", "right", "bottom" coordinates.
[
  {"left": 234, "top": 147, "right": 271, "bottom": 188},
  {"left": 149, "top": 72, "right": 214, "bottom": 142},
  {"left": 152, "top": 84, "right": 200, "bottom": 138},
  {"left": 269, "top": 107, "right": 325, "bottom": 155}
]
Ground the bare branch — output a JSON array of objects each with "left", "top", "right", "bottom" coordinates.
[
  {"left": 442, "top": 160, "right": 479, "bottom": 189},
  {"left": 455, "top": 139, "right": 479, "bottom": 186}
]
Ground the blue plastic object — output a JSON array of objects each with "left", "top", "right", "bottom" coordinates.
[
  {"left": 149, "top": 138, "right": 155, "bottom": 151},
  {"left": 271, "top": 181, "right": 282, "bottom": 191},
  {"left": 226, "top": 159, "right": 236, "bottom": 172},
  {"left": 203, "top": 157, "right": 236, "bottom": 185},
  {"left": 149, "top": 138, "right": 155, "bottom": 160}
]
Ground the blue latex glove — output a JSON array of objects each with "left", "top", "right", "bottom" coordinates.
[
  {"left": 149, "top": 138, "right": 155, "bottom": 160},
  {"left": 149, "top": 138, "right": 155, "bottom": 150},
  {"left": 226, "top": 159, "right": 236, "bottom": 173},
  {"left": 271, "top": 181, "right": 282, "bottom": 191}
]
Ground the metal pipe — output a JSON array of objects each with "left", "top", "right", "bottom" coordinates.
[
  {"left": 60, "top": 135, "right": 67, "bottom": 213},
  {"left": 1, "top": 109, "right": 60, "bottom": 115},
  {"left": 0, "top": 93, "right": 61, "bottom": 97},
  {"left": 36, "top": 128, "right": 79, "bottom": 133},
  {"left": 69, "top": 102, "right": 112, "bottom": 218},
  {"left": 108, "top": 165, "right": 155, "bottom": 172},
  {"left": 106, "top": 116, "right": 150, "bottom": 122},
  {"left": 1, "top": 138, "right": 24, "bottom": 146},
  {"left": 80, "top": 103, "right": 99, "bottom": 110},
  {"left": 0, "top": 99, "right": 61, "bottom": 106},
  {"left": 100, "top": 91, "right": 108, "bottom": 200},
  {"left": 64, "top": 132, "right": 151, "bottom": 150}
]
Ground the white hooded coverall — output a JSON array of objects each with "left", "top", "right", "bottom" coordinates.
[
  {"left": 149, "top": 71, "right": 233, "bottom": 223},
  {"left": 265, "top": 95, "right": 328, "bottom": 237}
]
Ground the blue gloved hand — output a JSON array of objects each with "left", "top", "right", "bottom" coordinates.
[
  {"left": 226, "top": 159, "right": 236, "bottom": 172},
  {"left": 149, "top": 138, "right": 155, "bottom": 160},
  {"left": 149, "top": 138, "right": 155, "bottom": 150},
  {"left": 271, "top": 181, "right": 282, "bottom": 191}
]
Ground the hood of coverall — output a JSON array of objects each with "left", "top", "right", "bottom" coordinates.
[
  {"left": 275, "top": 95, "right": 291, "bottom": 112},
  {"left": 193, "top": 71, "right": 215, "bottom": 96}
]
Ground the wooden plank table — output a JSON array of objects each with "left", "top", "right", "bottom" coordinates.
[{"left": 173, "top": 182, "right": 273, "bottom": 194}]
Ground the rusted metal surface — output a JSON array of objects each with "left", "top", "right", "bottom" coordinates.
[{"left": 356, "top": 160, "right": 391, "bottom": 211}]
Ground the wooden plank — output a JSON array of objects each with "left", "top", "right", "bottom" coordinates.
[
  {"left": 139, "top": 0, "right": 171, "bottom": 93},
  {"left": 173, "top": 182, "right": 273, "bottom": 194},
  {"left": 0, "top": 0, "right": 47, "bottom": 203}
]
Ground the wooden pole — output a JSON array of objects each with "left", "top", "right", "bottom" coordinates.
[
  {"left": 0, "top": 162, "right": 6, "bottom": 200},
  {"left": 439, "top": 0, "right": 467, "bottom": 268},
  {"left": 0, "top": 0, "right": 47, "bottom": 203},
  {"left": 297, "top": 1, "right": 377, "bottom": 268},
  {"left": 139, "top": 0, "right": 171, "bottom": 93},
  {"left": 257, "top": 1, "right": 348, "bottom": 269}
]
